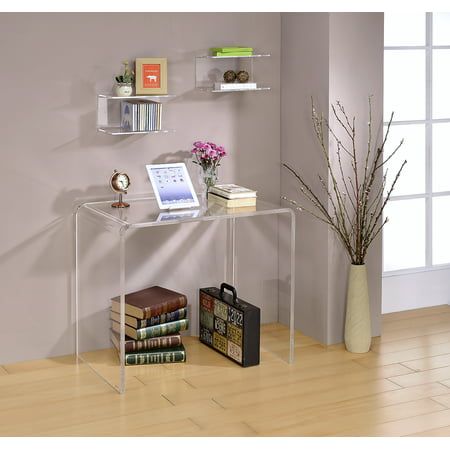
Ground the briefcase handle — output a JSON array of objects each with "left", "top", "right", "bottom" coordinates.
[{"left": 220, "top": 282, "right": 239, "bottom": 305}]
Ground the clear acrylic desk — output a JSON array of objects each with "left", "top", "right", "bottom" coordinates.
[{"left": 75, "top": 196, "right": 295, "bottom": 393}]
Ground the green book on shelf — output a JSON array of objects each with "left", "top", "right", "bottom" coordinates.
[
  {"left": 111, "top": 318, "right": 189, "bottom": 340},
  {"left": 214, "top": 51, "right": 253, "bottom": 56},
  {"left": 210, "top": 47, "right": 253, "bottom": 53},
  {"left": 124, "top": 344, "right": 186, "bottom": 365}
]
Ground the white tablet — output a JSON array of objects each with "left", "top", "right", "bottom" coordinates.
[{"left": 146, "top": 163, "right": 200, "bottom": 210}]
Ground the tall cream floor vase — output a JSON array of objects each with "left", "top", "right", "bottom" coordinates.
[{"left": 344, "top": 264, "right": 372, "bottom": 353}]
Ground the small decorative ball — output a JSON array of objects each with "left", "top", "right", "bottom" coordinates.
[
  {"left": 223, "top": 70, "right": 237, "bottom": 83},
  {"left": 236, "top": 70, "right": 250, "bottom": 83}
]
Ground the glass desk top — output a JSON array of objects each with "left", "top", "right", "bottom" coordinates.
[{"left": 79, "top": 196, "right": 293, "bottom": 229}]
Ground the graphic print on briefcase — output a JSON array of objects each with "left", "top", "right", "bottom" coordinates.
[{"left": 199, "top": 283, "right": 260, "bottom": 367}]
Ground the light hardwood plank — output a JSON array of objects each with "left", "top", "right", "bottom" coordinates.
[
  {"left": 379, "top": 320, "right": 450, "bottom": 343},
  {"left": 162, "top": 362, "right": 408, "bottom": 406},
  {"left": 356, "top": 341, "right": 450, "bottom": 368},
  {"left": 262, "top": 398, "right": 445, "bottom": 436},
  {"left": 216, "top": 378, "right": 400, "bottom": 410},
  {"left": 48, "top": 417, "right": 202, "bottom": 437},
  {"left": 3, "top": 354, "right": 76, "bottom": 374},
  {"left": 335, "top": 408, "right": 450, "bottom": 437},
  {"left": 388, "top": 365, "right": 450, "bottom": 387},
  {"left": 189, "top": 383, "right": 450, "bottom": 433},
  {"left": 35, "top": 399, "right": 220, "bottom": 437},
  {"left": 184, "top": 421, "right": 258, "bottom": 437},
  {"left": 382, "top": 305, "right": 450, "bottom": 323},
  {"left": 371, "top": 330, "right": 450, "bottom": 354},
  {"left": 407, "top": 425, "right": 450, "bottom": 436},
  {"left": 383, "top": 312, "right": 450, "bottom": 333},
  {"left": 431, "top": 392, "right": 450, "bottom": 408},
  {"left": 402, "top": 352, "right": 450, "bottom": 371}
]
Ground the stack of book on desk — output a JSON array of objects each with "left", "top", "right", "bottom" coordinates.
[
  {"left": 110, "top": 285, "right": 188, "bottom": 365},
  {"left": 208, "top": 184, "right": 257, "bottom": 209}
]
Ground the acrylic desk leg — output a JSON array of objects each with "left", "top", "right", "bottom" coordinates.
[
  {"left": 74, "top": 208, "right": 80, "bottom": 360},
  {"left": 226, "top": 218, "right": 236, "bottom": 286},
  {"left": 289, "top": 210, "right": 296, "bottom": 363},
  {"left": 118, "top": 225, "right": 128, "bottom": 394}
]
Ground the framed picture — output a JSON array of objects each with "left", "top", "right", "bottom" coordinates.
[{"left": 135, "top": 58, "right": 168, "bottom": 95}]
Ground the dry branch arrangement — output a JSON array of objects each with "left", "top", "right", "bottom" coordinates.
[{"left": 283, "top": 97, "right": 406, "bottom": 265}]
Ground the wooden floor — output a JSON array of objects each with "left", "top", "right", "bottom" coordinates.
[{"left": 3, "top": 306, "right": 450, "bottom": 436}]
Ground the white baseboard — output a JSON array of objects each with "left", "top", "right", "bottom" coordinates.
[{"left": 382, "top": 268, "right": 450, "bottom": 313}]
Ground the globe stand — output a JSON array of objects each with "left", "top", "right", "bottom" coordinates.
[{"left": 111, "top": 193, "right": 130, "bottom": 208}]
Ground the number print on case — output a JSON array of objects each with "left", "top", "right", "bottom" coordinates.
[
  {"left": 227, "top": 341, "right": 242, "bottom": 363},
  {"left": 228, "top": 306, "right": 243, "bottom": 328},
  {"left": 214, "top": 316, "right": 227, "bottom": 337},
  {"left": 214, "top": 300, "right": 228, "bottom": 321},
  {"left": 200, "top": 327, "right": 213, "bottom": 345}
]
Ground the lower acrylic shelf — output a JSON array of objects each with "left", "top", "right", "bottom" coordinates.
[{"left": 97, "top": 127, "right": 173, "bottom": 135}]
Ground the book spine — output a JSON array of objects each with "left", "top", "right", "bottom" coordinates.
[
  {"left": 214, "top": 51, "right": 253, "bottom": 56},
  {"left": 149, "top": 102, "right": 155, "bottom": 130},
  {"left": 157, "top": 103, "right": 162, "bottom": 130},
  {"left": 125, "top": 348, "right": 186, "bottom": 365},
  {"left": 211, "top": 47, "right": 253, "bottom": 53},
  {"left": 136, "top": 318, "right": 189, "bottom": 340},
  {"left": 208, "top": 193, "right": 256, "bottom": 207},
  {"left": 142, "top": 295, "right": 187, "bottom": 319},
  {"left": 125, "top": 334, "right": 182, "bottom": 352},
  {"left": 138, "top": 307, "right": 187, "bottom": 328}
]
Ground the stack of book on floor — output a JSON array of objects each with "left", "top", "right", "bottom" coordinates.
[
  {"left": 208, "top": 184, "right": 257, "bottom": 209},
  {"left": 120, "top": 100, "right": 162, "bottom": 132},
  {"left": 110, "top": 285, "right": 189, "bottom": 365}
]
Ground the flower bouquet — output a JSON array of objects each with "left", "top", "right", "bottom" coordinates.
[{"left": 191, "top": 141, "right": 227, "bottom": 192}]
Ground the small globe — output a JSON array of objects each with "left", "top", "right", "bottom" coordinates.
[
  {"left": 223, "top": 70, "right": 237, "bottom": 83},
  {"left": 236, "top": 70, "right": 249, "bottom": 83}
]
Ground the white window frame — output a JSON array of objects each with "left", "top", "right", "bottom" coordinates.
[{"left": 384, "top": 12, "right": 450, "bottom": 277}]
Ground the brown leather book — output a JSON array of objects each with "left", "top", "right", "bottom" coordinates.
[
  {"left": 111, "top": 285, "right": 187, "bottom": 319},
  {"left": 110, "top": 330, "right": 182, "bottom": 353}
]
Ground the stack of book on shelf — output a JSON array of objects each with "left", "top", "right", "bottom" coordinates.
[
  {"left": 208, "top": 184, "right": 257, "bottom": 209},
  {"left": 110, "top": 285, "right": 189, "bottom": 366},
  {"left": 120, "top": 100, "right": 162, "bottom": 132},
  {"left": 210, "top": 46, "right": 254, "bottom": 57}
]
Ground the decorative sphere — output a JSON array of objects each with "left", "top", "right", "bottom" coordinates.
[
  {"left": 236, "top": 70, "right": 249, "bottom": 83},
  {"left": 223, "top": 70, "right": 237, "bottom": 83}
]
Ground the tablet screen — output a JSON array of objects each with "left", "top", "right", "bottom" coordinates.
[{"left": 146, "top": 163, "right": 200, "bottom": 210}]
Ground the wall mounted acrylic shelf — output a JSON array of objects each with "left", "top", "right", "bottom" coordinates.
[
  {"left": 209, "top": 86, "right": 271, "bottom": 93},
  {"left": 195, "top": 53, "right": 272, "bottom": 92},
  {"left": 196, "top": 53, "right": 271, "bottom": 59},
  {"left": 74, "top": 195, "right": 296, "bottom": 394},
  {"left": 96, "top": 94, "right": 175, "bottom": 135}
]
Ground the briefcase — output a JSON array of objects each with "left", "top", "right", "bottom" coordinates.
[{"left": 199, "top": 283, "right": 260, "bottom": 367}]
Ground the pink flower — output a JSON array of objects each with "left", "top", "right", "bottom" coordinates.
[{"left": 191, "top": 140, "right": 227, "bottom": 170}]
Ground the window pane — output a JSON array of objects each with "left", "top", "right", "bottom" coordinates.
[
  {"left": 433, "top": 50, "right": 450, "bottom": 119},
  {"left": 432, "top": 123, "right": 450, "bottom": 192},
  {"left": 384, "top": 50, "right": 425, "bottom": 121},
  {"left": 383, "top": 199, "right": 426, "bottom": 271},
  {"left": 385, "top": 13, "right": 426, "bottom": 46},
  {"left": 433, "top": 196, "right": 450, "bottom": 265},
  {"left": 433, "top": 13, "right": 450, "bottom": 45},
  {"left": 384, "top": 124, "right": 425, "bottom": 196}
]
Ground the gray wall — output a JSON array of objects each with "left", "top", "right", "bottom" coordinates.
[
  {"left": 0, "top": 12, "right": 281, "bottom": 363},
  {"left": 280, "top": 13, "right": 330, "bottom": 343},
  {"left": 281, "top": 12, "right": 384, "bottom": 344}
]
